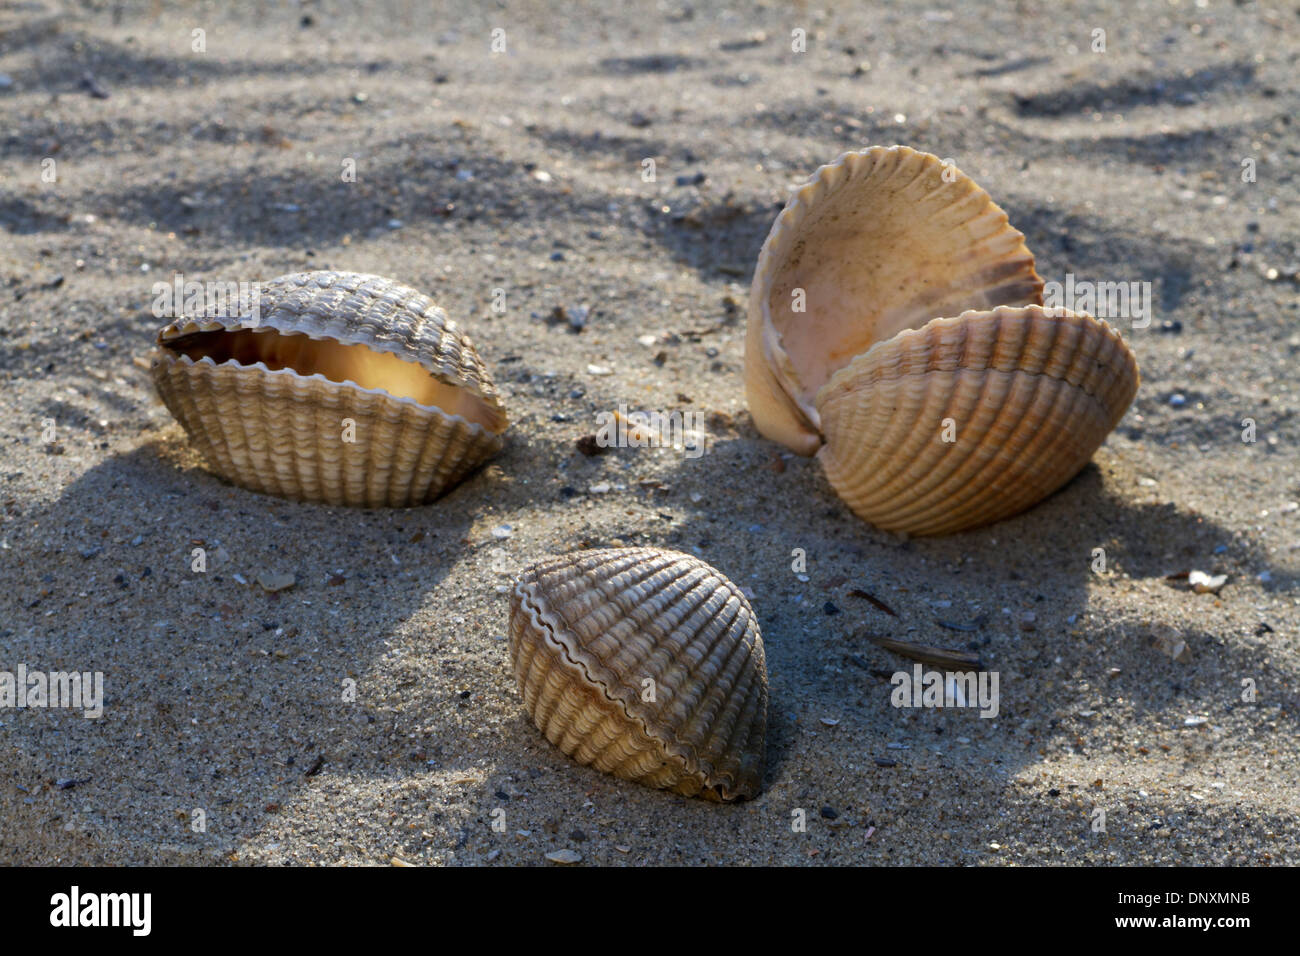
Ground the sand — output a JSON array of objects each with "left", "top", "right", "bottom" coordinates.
[{"left": 0, "top": 0, "right": 1297, "bottom": 865}]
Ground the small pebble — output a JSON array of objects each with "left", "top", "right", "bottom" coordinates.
[
  {"left": 575, "top": 435, "right": 604, "bottom": 457},
  {"left": 81, "top": 71, "right": 110, "bottom": 98},
  {"left": 545, "top": 849, "right": 582, "bottom": 865},
  {"left": 1168, "top": 393, "right": 1186, "bottom": 408},
  {"left": 566, "top": 306, "right": 589, "bottom": 331}
]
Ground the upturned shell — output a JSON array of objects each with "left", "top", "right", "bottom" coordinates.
[
  {"left": 150, "top": 271, "right": 507, "bottom": 507},
  {"left": 508, "top": 548, "right": 767, "bottom": 802},
  {"left": 746, "top": 145, "right": 1140, "bottom": 534}
]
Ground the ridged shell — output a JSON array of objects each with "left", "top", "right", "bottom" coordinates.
[
  {"left": 746, "top": 145, "right": 1140, "bottom": 534},
  {"left": 818, "top": 305, "right": 1140, "bottom": 536},
  {"left": 150, "top": 271, "right": 507, "bottom": 507},
  {"left": 508, "top": 548, "right": 767, "bottom": 802}
]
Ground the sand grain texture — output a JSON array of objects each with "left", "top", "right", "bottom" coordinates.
[{"left": 0, "top": 0, "right": 1297, "bottom": 865}]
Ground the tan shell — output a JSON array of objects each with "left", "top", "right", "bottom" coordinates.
[
  {"left": 746, "top": 145, "right": 1140, "bottom": 534},
  {"left": 819, "top": 305, "right": 1139, "bottom": 535},
  {"left": 508, "top": 548, "right": 767, "bottom": 802},
  {"left": 150, "top": 271, "right": 507, "bottom": 507}
]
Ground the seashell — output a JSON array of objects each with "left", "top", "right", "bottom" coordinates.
[
  {"left": 508, "top": 547, "right": 767, "bottom": 802},
  {"left": 150, "top": 271, "right": 507, "bottom": 507},
  {"left": 746, "top": 145, "right": 1139, "bottom": 535}
]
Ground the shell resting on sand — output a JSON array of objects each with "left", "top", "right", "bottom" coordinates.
[
  {"left": 508, "top": 548, "right": 768, "bottom": 802},
  {"left": 746, "top": 145, "right": 1140, "bottom": 535},
  {"left": 150, "top": 270, "right": 508, "bottom": 507}
]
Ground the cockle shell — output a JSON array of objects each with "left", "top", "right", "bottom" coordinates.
[
  {"left": 150, "top": 271, "right": 508, "bottom": 507},
  {"left": 508, "top": 548, "right": 767, "bottom": 802},
  {"left": 746, "top": 145, "right": 1140, "bottom": 535}
]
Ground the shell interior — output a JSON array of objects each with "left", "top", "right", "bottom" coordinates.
[
  {"left": 149, "top": 271, "right": 509, "bottom": 507},
  {"left": 749, "top": 145, "right": 1044, "bottom": 450},
  {"left": 158, "top": 326, "right": 505, "bottom": 434}
]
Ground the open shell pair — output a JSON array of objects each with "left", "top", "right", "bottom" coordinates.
[
  {"left": 151, "top": 271, "right": 507, "bottom": 507},
  {"left": 746, "top": 146, "right": 1140, "bottom": 535}
]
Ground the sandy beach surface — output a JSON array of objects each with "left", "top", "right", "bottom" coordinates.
[{"left": 1, "top": 0, "right": 1297, "bottom": 865}]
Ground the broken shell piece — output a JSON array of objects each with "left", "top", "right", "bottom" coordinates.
[
  {"left": 746, "top": 146, "right": 1140, "bottom": 534},
  {"left": 545, "top": 849, "right": 582, "bottom": 865},
  {"left": 508, "top": 547, "right": 767, "bottom": 801},
  {"left": 1150, "top": 623, "right": 1192, "bottom": 663},
  {"left": 1188, "top": 570, "right": 1228, "bottom": 594},
  {"left": 150, "top": 271, "right": 507, "bottom": 507},
  {"left": 256, "top": 571, "right": 295, "bottom": 593}
]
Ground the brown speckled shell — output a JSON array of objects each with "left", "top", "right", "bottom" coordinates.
[
  {"left": 508, "top": 548, "right": 767, "bottom": 802},
  {"left": 150, "top": 271, "right": 507, "bottom": 507}
]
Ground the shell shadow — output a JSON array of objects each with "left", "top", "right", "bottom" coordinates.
[
  {"left": 0, "top": 439, "right": 488, "bottom": 862},
  {"left": 626, "top": 432, "right": 1300, "bottom": 858}
]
